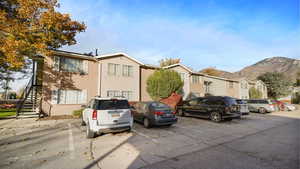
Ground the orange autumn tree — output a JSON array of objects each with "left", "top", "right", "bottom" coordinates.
[
  {"left": 0, "top": 0, "right": 86, "bottom": 71},
  {"left": 200, "top": 67, "right": 222, "bottom": 77}
]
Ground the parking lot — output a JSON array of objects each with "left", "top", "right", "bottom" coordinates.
[{"left": 0, "top": 110, "right": 299, "bottom": 169}]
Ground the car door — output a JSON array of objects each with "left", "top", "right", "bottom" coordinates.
[
  {"left": 197, "top": 98, "right": 212, "bottom": 118},
  {"left": 184, "top": 98, "right": 199, "bottom": 114}
]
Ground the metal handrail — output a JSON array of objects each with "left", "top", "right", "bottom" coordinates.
[{"left": 16, "top": 75, "right": 34, "bottom": 116}]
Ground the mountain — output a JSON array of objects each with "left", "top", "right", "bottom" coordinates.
[{"left": 200, "top": 56, "right": 300, "bottom": 82}]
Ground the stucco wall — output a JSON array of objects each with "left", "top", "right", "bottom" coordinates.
[
  {"left": 189, "top": 75, "right": 205, "bottom": 97},
  {"left": 203, "top": 76, "right": 228, "bottom": 96},
  {"left": 41, "top": 55, "right": 98, "bottom": 116},
  {"left": 167, "top": 66, "right": 190, "bottom": 99},
  {"left": 98, "top": 56, "right": 140, "bottom": 101},
  {"left": 140, "top": 68, "right": 155, "bottom": 101},
  {"left": 226, "top": 81, "right": 240, "bottom": 98}
]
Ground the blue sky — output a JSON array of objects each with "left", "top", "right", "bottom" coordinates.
[
  {"left": 59, "top": 0, "right": 299, "bottom": 72},
  {"left": 9, "top": 0, "right": 300, "bottom": 91}
]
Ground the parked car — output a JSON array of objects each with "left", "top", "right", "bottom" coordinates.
[
  {"left": 177, "top": 96, "right": 241, "bottom": 122},
  {"left": 236, "top": 99, "right": 250, "bottom": 115},
  {"left": 246, "top": 99, "right": 275, "bottom": 113},
  {"left": 131, "top": 101, "right": 177, "bottom": 128},
  {"left": 283, "top": 103, "right": 296, "bottom": 111},
  {"left": 273, "top": 100, "right": 285, "bottom": 111},
  {"left": 82, "top": 97, "right": 133, "bottom": 138}
]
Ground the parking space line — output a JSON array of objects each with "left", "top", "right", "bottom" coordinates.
[
  {"left": 132, "top": 129, "right": 158, "bottom": 144},
  {"left": 68, "top": 123, "right": 75, "bottom": 159}
]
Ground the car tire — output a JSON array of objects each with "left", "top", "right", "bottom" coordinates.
[
  {"left": 143, "top": 118, "right": 151, "bottom": 128},
  {"left": 81, "top": 116, "right": 86, "bottom": 126},
  {"left": 210, "top": 112, "right": 222, "bottom": 123},
  {"left": 86, "top": 122, "right": 95, "bottom": 138},
  {"left": 259, "top": 107, "right": 267, "bottom": 114},
  {"left": 178, "top": 109, "right": 185, "bottom": 117}
]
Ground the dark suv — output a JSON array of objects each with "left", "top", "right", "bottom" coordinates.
[{"left": 177, "top": 96, "right": 241, "bottom": 122}]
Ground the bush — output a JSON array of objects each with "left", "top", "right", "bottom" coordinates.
[
  {"left": 72, "top": 109, "right": 83, "bottom": 117},
  {"left": 292, "top": 92, "right": 300, "bottom": 104},
  {"left": 147, "top": 69, "right": 183, "bottom": 100},
  {"left": 249, "top": 87, "right": 262, "bottom": 99}
]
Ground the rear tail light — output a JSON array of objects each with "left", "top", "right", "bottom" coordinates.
[
  {"left": 92, "top": 110, "right": 97, "bottom": 120},
  {"left": 154, "top": 111, "right": 164, "bottom": 116},
  {"left": 172, "top": 111, "right": 176, "bottom": 115}
]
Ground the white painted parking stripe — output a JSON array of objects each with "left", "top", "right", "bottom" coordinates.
[
  {"left": 132, "top": 129, "right": 158, "bottom": 143},
  {"left": 68, "top": 123, "right": 75, "bottom": 159}
]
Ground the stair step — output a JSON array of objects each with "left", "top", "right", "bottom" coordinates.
[{"left": 19, "top": 112, "right": 39, "bottom": 115}]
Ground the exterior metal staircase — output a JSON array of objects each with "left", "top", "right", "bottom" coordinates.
[{"left": 16, "top": 75, "right": 42, "bottom": 118}]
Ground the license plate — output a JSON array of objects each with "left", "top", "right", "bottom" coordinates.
[{"left": 111, "top": 113, "right": 120, "bottom": 117}]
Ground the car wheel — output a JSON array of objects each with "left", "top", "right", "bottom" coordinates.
[
  {"left": 178, "top": 109, "right": 185, "bottom": 117},
  {"left": 86, "top": 122, "right": 95, "bottom": 138},
  {"left": 259, "top": 107, "right": 266, "bottom": 114},
  {"left": 81, "top": 116, "right": 86, "bottom": 126},
  {"left": 210, "top": 112, "right": 222, "bottom": 123},
  {"left": 143, "top": 118, "right": 151, "bottom": 128}
]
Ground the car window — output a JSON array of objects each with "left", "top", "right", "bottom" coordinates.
[
  {"left": 189, "top": 99, "right": 199, "bottom": 106},
  {"left": 95, "top": 100, "right": 130, "bottom": 110},
  {"left": 150, "top": 102, "right": 169, "bottom": 109}
]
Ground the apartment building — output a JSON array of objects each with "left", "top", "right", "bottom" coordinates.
[
  {"left": 96, "top": 53, "right": 143, "bottom": 101},
  {"left": 19, "top": 50, "right": 268, "bottom": 116},
  {"left": 41, "top": 50, "right": 99, "bottom": 116}
]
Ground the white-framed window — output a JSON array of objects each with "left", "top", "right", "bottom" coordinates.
[
  {"left": 51, "top": 89, "right": 87, "bottom": 104},
  {"left": 53, "top": 56, "right": 88, "bottom": 74},
  {"left": 122, "top": 65, "right": 133, "bottom": 77},
  {"left": 191, "top": 75, "right": 200, "bottom": 84},
  {"left": 229, "top": 82, "right": 234, "bottom": 88},
  {"left": 121, "top": 91, "right": 133, "bottom": 100},
  {"left": 107, "top": 90, "right": 121, "bottom": 97},
  {"left": 108, "top": 63, "right": 120, "bottom": 76}
]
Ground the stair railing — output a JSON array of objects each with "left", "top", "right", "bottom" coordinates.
[{"left": 16, "top": 75, "right": 33, "bottom": 116}]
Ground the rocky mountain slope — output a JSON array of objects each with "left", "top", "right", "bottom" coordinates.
[{"left": 200, "top": 57, "right": 300, "bottom": 81}]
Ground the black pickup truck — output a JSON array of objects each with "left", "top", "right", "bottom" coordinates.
[{"left": 177, "top": 96, "right": 241, "bottom": 122}]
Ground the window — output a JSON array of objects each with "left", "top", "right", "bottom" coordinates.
[
  {"left": 53, "top": 56, "right": 88, "bottom": 74},
  {"left": 122, "top": 65, "right": 133, "bottom": 77},
  {"left": 51, "top": 89, "right": 87, "bottom": 104},
  {"left": 95, "top": 100, "right": 130, "bottom": 110},
  {"left": 122, "top": 91, "right": 133, "bottom": 100},
  {"left": 108, "top": 63, "right": 120, "bottom": 76},
  {"left": 229, "top": 82, "right": 234, "bottom": 88},
  {"left": 107, "top": 90, "right": 120, "bottom": 97},
  {"left": 192, "top": 75, "right": 200, "bottom": 84}
]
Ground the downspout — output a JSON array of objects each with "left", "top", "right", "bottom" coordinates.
[{"left": 139, "top": 66, "right": 142, "bottom": 101}]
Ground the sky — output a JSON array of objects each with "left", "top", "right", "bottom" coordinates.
[{"left": 9, "top": 0, "right": 300, "bottom": 91}]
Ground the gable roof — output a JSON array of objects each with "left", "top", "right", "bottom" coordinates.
[
  {"left": 163, "top": 63, "right": 203, "bottom": 75},
  {"left": 53, "top": 50, "right": 97, "bottom": 61},
  {"left": 96, "top": 52, "right": 144, "bottom": 65}
]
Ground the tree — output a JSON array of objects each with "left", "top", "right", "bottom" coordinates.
[
  {"left": 200, "top": 67, "right": 221, "bottom": 77},
  {"left": 249, "top": 87, "right": 262, "bottom": 99},
  {"left": 0, "top": 0, "right": 86, "bottom": 72},
  {"left": 147, "top": 69, "right": 183, "bottom": 100},
  {"left": 257, "top": 72, "right": 292, "bottom": 99},
  {"left": 159, "top": 58, "right": 180, "bottom": 67}
]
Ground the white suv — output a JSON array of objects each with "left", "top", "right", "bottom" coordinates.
[{"left": 82, "top": 97, "right": 133, "bottom": 138}]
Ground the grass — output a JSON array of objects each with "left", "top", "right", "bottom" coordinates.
[
  {"left": 72, "top": 109, "right": 83, "bottom": 117},
  {"left": 0, "top": 108, "right": 16, "bottom": 118}
]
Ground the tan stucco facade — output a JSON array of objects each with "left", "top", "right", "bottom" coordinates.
[
  {"left": 140, "top": 67, "right": 156, "bottom": 101},
  {"left": 41, "top": 53, "right": 98, "bottom": 116},
  {"left": 98, "top": 55, "right": 141, "bottom": 101}
]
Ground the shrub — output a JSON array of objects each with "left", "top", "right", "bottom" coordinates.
[
  {"left": 147, "top": 69, "right": 183, "bottom": 100},
  {"left": 249, "top": 87, "right": 262, "bottom": 99},
  {"left": 72, "top": 109, "right": 83, "bottom": 117}
]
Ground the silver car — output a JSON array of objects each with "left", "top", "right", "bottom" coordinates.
[{"left": 247, "top": 99, "right": 275, "bottom": 113}]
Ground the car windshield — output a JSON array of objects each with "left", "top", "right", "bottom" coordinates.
[{"left": 95, "top": 100, "right": 130, "bottom": 110}]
